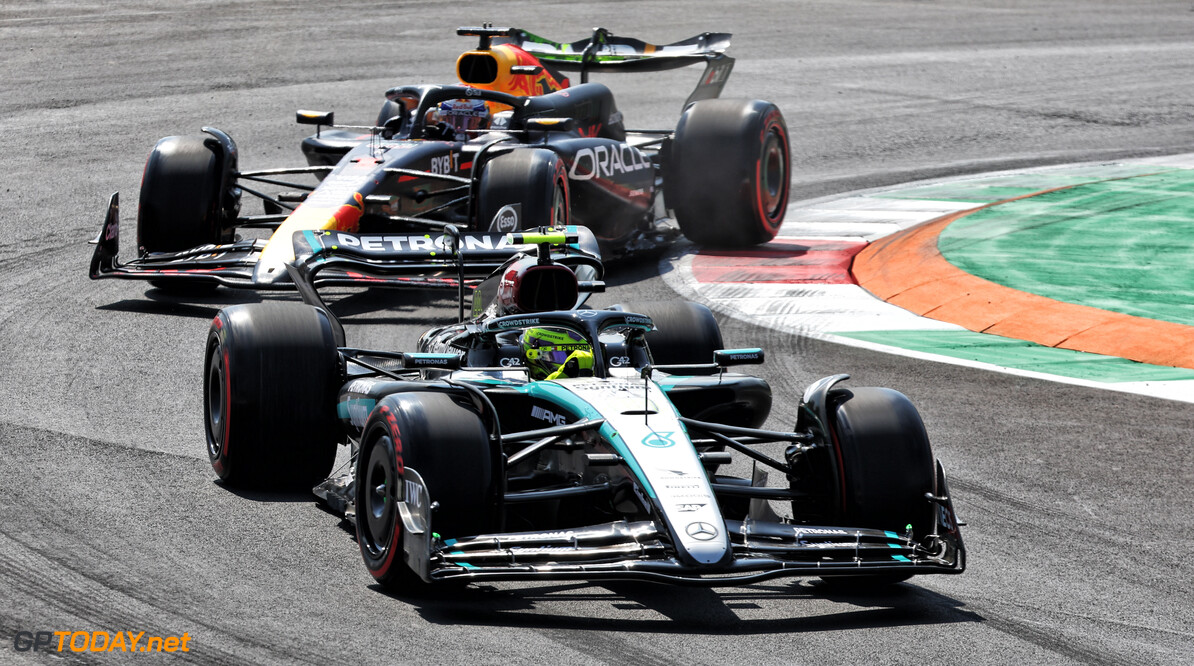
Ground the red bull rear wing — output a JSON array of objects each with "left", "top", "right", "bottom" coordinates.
[{"left": 489, "top": 26, "right": 735, "bottom": 107}]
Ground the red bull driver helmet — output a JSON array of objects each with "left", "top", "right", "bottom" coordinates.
[{"left": 438, "top": 98, "right": 491, "bottom": 135}]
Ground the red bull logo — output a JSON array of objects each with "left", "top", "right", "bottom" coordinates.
[
  {"left": 331, "top": 192, "right": 364, "bottom": 232},
  {"left": 457, "top": 44, "right": 569, "bottom": 99}
]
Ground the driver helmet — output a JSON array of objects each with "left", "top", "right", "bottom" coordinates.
[
  {"left": 437, "top": 98, "right": 491, "bottom": 135},
  {"left": 521, "top": 327, "right": 594, "bottom": 380}
]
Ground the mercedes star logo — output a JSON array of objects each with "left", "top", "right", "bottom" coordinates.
[{"left": 686, "top": 521, "right": 718, "bottom": 541}]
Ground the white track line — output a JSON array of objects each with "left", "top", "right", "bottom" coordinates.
[{"left": 662, "top": 157, "right": 1194, "bottom": 404}]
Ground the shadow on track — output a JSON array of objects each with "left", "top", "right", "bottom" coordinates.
[
  {"left": 94, "top": 284, "right": 459, "bottom": 324},
  {"left": 381, "top": 578, "right": 981, "bottom": 635}
]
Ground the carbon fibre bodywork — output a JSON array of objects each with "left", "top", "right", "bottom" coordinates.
[{"left": 90, "top": 25, "right": 784, "bottom": 294}]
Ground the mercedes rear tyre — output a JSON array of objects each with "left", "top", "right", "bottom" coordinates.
[
  {"left": 668, "top": 99, "right": 790, "bottom": 248},
  {"left": 204, "top": 303, "right": 341, "bottom": 489}
]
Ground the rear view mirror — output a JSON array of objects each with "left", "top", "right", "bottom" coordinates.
[
  {"left": 296, "top": 110, "right": 335, "bottom": 126},
  {"left": 525, "top": 117, "right": 577, "bottom": 133}
]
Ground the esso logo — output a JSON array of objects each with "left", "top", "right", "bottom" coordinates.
[
  {"left": 609, "top": 356, "right": 632, "bottom": 367},
  {"left": 499, "top": 357, "right": 523, "bottom": 367}
]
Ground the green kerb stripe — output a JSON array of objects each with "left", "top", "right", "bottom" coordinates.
[{"left": 837, "top": 330, "right": 1194, "bottom": 383}]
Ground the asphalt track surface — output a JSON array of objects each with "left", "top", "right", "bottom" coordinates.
[{"left": 2, "top": 2, "right": 1193, "bottom": 664}]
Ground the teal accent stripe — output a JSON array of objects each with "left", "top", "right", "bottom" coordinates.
[
  {"left": 336, "top": 398, "right": 376, "bottom": 420},
  {"left": 522, "top": 382, "right": 657, "bottom": 499},
  {"left": 891, "top": 555, "right": 911, "bottom": 562},
  {"left": 884, "top": 531, "right": 899, "bottom": 539},
  {"left": 303, "top": 230, "right": 323, "bottom": 251},
  {"left": 888, "top": 543, "right": 902, "bottom": 549}
]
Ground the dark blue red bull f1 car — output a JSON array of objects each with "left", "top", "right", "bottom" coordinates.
[{"left": 89, "top": 26, "right": 790, "bottom": 293}]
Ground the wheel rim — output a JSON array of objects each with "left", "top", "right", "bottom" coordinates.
[
  {"left": 360, "top": 437, "right": 397, "bottom": 560},
  {"left": 205, "top": 341, "right": 225, "bottom": 459},
  {"left": 758, "top": 127, "right": 788, "bottom": 221},
  {"left": 550, "top": 180, "right": 568, "bottom": 227}
]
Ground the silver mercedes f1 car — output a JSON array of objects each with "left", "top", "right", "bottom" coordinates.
[{"left": 203, "top": 227, "right": 965, "bottom": 591}]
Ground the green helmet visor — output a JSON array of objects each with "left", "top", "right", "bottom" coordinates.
[
  {"left": 521, "top": 327, "right": 594, "bottom": 379},
  {"left": 544, "top": 349, "right": 595, "bottom": 380}
]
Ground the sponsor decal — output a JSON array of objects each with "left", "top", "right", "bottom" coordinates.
[
  {"left": 496, "top": 317, "right": 541, "bottom": 329},
  {"left": 623, "top": 315, "right": 652, "bottom": 327},
  {"left": 608, "top": 356, "right": 632, "bottom": 367},
  {"left": 430, "top": 152, "right": 460, "bottom": 174},
  {"left": 703, "top": 61, "right": 732, "bottom": 85},
  {"left": 344, "top": 379, "right": 378, "bottom": 394},
  {"left": 499, "top": 357, "right": 523, "bottom": 367},
  {"left": 794, "top": 527, "right": 849, "bottom": 536},
  {"left": 940, "top": 504, "right": 957, "bottom": 532},
  {"left": 461, "top": 234, "right": 517, "bottom": 250},
  {"left": 491, "top": 204, "right": 520, "bottom": 232},
  {"left": 608, "top": 111, "right": 623, "bottom": 125},
  {"left": 404, "top": 479, "right": 424, "bottom": 509},
  {"left": 331, "top": 233, "right": 441, "bottom": 252},
  {"left": 577, "top": 124, "right": 602, "bottom": 138},
  {"left": 329, "top": 192, "right": 365, "bottom": 232},
  {"left": 576, "top": 309, "right": 601, "bottom": 318},
  {"left": 531, "top": 405, "right": 567, "bottom": 425},
  {"left": 676, "top": 503, "right": 706, "bottom": 512},
  {"left": 685, "top": 522, "right": 718, "bottom": 541},
  {"left": 665, "top": 483, "right": 704, "bottom": 491},
  {"left": 341, "top": 398, "right": 375, "bottom": 428},
  {"left": 730, "top": 353, "right": 759, "bottom": 361},
  {"left": 641, "top": 432, "right": 676, "bottom": 448},
  {"left": 328, "top": 232, "right": 522, "bottom": 254},
  {"left": 510, "top": 529, "right": 579, "bottom": 541},
  {"left": 568, "top": 143, "right": 651, "bottom": 181}
]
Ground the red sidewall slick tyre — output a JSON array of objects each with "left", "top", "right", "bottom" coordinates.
[
  {"left": 204, "top": 303, "right": 341, "bottom": 490},
  {"left": 355, "top": 402, "right": 417, "bottom": 589},
  {"left": 355, "top": 392, "right": 494, "bottom": 592},
  {"left": 668, "top": 99, "right": 791, "bottom": 248},
  {"left": 476, "top": 149, "right": 570, "bottom": 232}
]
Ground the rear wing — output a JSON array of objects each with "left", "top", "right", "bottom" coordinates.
[
  {"left": 480, "top": 26, "right": 735, "bottom": 108},
  {"left": 286, "top": 226, "right": 604, "bottom": 342}
]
